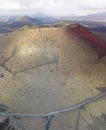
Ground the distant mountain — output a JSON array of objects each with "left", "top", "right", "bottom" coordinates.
[
  {"left": 0, "top": 15, "right": 58, "bottom": 26},
  {"left": 7, "top": 16, "right": 37, "bottom": 26},
  {"left": 83, "top": 12, "right": 106, "bottom": 19},
  {"left": 71, "top": 12, "right": 106, "bottom": 21},
  {"left": 0, "top": 13, "right": 106, "bottom": 32},
  {"left": 14, "top": 16, "right": 35, "bottom": 24},
  {"left": 0, "top": 16, "right": 37, "bottom": 28}
]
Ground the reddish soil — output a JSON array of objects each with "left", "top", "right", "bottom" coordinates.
[{"left": 67, "top": 24, "right": 106, "bottom": 57}]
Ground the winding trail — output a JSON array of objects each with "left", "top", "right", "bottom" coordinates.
[{"left": 0, "top": 92, "right": 105, "bottom": 118}]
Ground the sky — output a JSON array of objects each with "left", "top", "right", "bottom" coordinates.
[{"left": 0, "top": 0, "right": 106, "bottom": 16}]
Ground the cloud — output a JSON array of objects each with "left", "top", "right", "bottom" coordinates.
[
  {"left": 0, "top": 0, "right": 106, "bottom": 15},
  {"left": 0, "top": 1, "right": 21, "bottom": 10}
]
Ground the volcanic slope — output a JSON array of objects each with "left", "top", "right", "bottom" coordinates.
[{"left": 0, "top": 24, "right": 106, "bottom": 130}]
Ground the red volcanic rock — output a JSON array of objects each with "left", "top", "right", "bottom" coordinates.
[{"left": 67, "top": 24, "right": 106, "bottom": 57}]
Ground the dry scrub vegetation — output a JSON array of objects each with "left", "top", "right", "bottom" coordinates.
[{"left": 0, "top": 24, "right": 106, "bottom": 129}]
